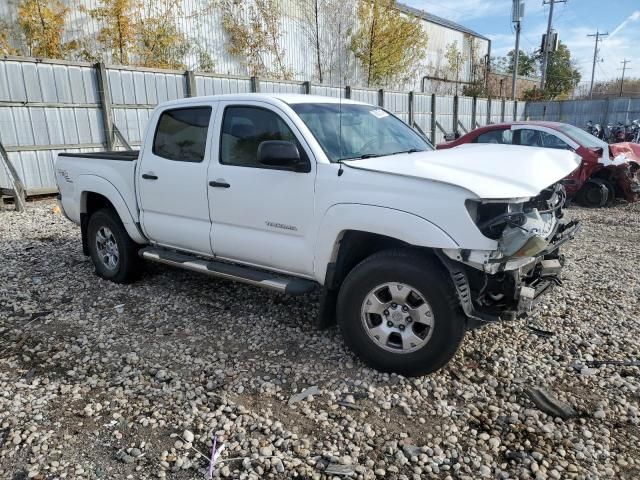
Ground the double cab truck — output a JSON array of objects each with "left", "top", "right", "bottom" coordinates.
[{"left": 56, "top": 94, "right": 581, "bottom": 376}]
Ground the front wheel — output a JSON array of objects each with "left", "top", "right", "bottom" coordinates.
[{"left": 337, "top": 250, "right": 465, "bottom": 376}]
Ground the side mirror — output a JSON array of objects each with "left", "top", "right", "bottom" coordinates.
[
  {"left": 257, "top": 141, "right": 305, "bottom": 171},
  {"left": 444, "top": 132, "right": 457, "bottom": 142}
]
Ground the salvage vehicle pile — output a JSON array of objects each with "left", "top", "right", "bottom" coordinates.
[{"left": 1, "top": 199, "right": 639, "bottom": 479}]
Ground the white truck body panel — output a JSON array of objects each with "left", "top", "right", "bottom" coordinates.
[
  {"left": 55, "top": 93, "right": 579, "bottom": 285},
  {"left": 343, "top": 145, "right": 581, "bottom": 199}
]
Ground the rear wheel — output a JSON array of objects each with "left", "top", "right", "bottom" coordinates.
[
  {"left": 87, "top": 208, "right": 140, "bottom": 283},
  {"left": 337, "top": 250, "right": 465, "bottom": 376}
]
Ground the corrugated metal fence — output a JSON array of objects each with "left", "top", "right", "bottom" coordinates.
[
  {"left": 524, "top": 98, "right": 640, "bottom": 128},
  {"left": 0, "top": 56, "right": 528, "bottom": 194}
]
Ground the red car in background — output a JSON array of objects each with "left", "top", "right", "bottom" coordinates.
[{"left": 437, "top": 121, "right": 640, "bottom": 207}]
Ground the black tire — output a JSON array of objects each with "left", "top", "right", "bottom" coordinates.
[
  {"left": 601, "top": 179, "right": 617, "bottom": 206},
  {"left": 576, "top": 181, "right": 607, "bottom": 208},
  {"left": 87, "top": 208, "right": 140, "bottom": 283},
  {"left": 337, "top": 249, "right": 465, "bottom": 376}
]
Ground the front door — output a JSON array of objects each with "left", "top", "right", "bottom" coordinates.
[
  {"left": 138, "top": 104, "right": 216, "bottom": 255},
  {"left": 207, "top": 101, "right": 316, "bottom": 276}
]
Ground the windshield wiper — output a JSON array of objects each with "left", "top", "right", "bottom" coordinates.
[
  {"left": 340, "top": 153, "right": 384, "bottom": 161},
  {"left": 340, "top": 149, "right": 425, "bottom": 161},
  {"left": 390, "top": 148, "right": 425, "bottom": 155}
]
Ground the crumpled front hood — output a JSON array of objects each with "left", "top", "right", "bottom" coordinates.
[{"left": 343, "top": 144, "right": 581, "bottom": 199}]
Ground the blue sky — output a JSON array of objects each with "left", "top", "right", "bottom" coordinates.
[{"left": 404, "top": 0, "right": 640, "bottom": 84}]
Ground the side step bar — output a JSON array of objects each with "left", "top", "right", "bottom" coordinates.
[{"left": 139, "top": 247, "right": 317, "bottom": 295}]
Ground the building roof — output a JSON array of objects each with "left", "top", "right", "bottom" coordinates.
[{"left": 396, "top": 3, "right": 490, "bottom": 42}]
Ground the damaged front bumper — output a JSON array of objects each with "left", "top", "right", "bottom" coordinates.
[{"left": 439, "top": 186, "right": 580, "bottom": 326}]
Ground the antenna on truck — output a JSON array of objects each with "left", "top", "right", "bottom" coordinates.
[{"left": 337, "top": 21, "right": 344, "bottom": 177}]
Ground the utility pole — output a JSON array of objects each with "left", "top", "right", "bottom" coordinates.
[
  {"left": 540, "top": 0, "right": 566, "bottom": 91},
  {"left": 511, "top": 0, "right": 524, "bottom": 101},
  {"left": 588, "top": 30, "right": 608, "bottom": 99},
  {"left": 619, "top": 59, "right": 631, "bottom": 97}
]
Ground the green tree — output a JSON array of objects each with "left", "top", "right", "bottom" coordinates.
[
  {"left": 350, "top": 0, "right": 428, "bottom": 87},
  {"left": 444, "top": 41, "right": 462, "bottom": 82},
  {"left": 506, "top": 49, "right": 537, "bottom": 77},
  {"left": 534, "top": 41, "right": 581, "bottom": 99}
]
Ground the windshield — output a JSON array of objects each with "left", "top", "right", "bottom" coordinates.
[
  {"left": 290, "top": 103, "right": 432, "bottom": 162},
  {"left": 556, "top": 123, "right": 608, "bottom": 150}
]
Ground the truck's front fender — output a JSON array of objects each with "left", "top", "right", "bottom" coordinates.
[
  {"left": 313, "top": 203, "right": 459, "bottom": 282},
  {"left": 78, "top": 175, "right": 147, "bottom": 244}
]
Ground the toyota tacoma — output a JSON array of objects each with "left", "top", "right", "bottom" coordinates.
[{"left": 55, "top": 94, "right": 581, "bottom": 376}]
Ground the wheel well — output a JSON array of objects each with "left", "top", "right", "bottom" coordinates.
[
  {"left": 80, "top": 192, "right": 116, "bottom": 256},
  {"left": 326, "top": 231, "right": 438, "bottom": 291}
]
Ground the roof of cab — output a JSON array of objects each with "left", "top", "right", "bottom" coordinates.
[{"left": 159, "top": 93, "right": 369, "bottom": 108}]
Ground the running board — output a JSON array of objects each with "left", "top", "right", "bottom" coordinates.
[{"left": 139, "top": 247, "right": 317, "bottom": 295}]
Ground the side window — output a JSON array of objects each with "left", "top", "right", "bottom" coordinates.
[
  {"left": 518, "top": 129, "right": 571, "bottom": 150},
  {"left": 540, "top": 132, "right": 571, "bottom": 150},
  {"left": 152, "top": 107, "right": 212, "bottom": 162},
  {"left": 475, "top": 129, "right": 512, "bottom": 144},
  {"left": 518, "top": 129, "right": 542, "bottom": 147},
  {"left": 220, "top": 106, "right": 306, "bottom": 168}
]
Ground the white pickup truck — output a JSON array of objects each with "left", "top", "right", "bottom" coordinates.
[{"left": 55, "top": 94, "right": 581, "bottom": 376}]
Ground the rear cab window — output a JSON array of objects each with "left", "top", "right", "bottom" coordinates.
[{"left": 153, "top": 107, "right": 212, "bottom": 162}]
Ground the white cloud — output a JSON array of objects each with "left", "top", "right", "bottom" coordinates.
[{"left": 608, "top": 10, "right": 640, "bottom": 39}]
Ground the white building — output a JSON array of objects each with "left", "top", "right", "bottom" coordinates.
[{"left": 1, "top": 0, "right": 490, "bottom": 93}]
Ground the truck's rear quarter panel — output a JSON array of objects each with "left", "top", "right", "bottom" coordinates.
[{"left": 55, "top": 152, "right": 140, "bottom": 226}]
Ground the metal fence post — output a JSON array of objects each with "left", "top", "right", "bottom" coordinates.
[
  {"left": 345, "top": 86, "right": 351, "bottom": 99},
  {"left": 0, "top": 141, "right": 26, "bottom": 212},
  {"left": 303, "top": 81, "right": 311, "bottom": 94},
  {"left": 185, "top": 70, "right": 197, "bottom": 97},
  {"left": 431, "top": 94, "right": 437, "bottom": 143},
  {"left": 250, "top": 76, "right": 260, "bottom": 93},
  {"left": 95, "top": 62, "right": 114, "bottom": 151},
  {"left": 378, "top": 89, "right": 384, "bottom": 107},
  {"left": 408, "top": 91, "right": 414, "bottom": 126},
  {"left": 471, "top": 96, "right": 477, "bottom": 128},
  {"left": 453, "top": 95, "right": 459, "bottom": 133},
  {"left": 501, "top": 98, "right": 506, "bottom": 122}
]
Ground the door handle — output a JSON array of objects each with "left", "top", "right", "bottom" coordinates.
[
  {"left": 142, "top": 173, "right": 158, "bottom": 180},
  {"left": 209, "top": 180, "right": 230, "bottom": 188}
]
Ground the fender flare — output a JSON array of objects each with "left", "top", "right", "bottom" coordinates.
[
  {"left": 313, "top": 203, "right": 459, "bottom": 282},
  {"left": 78, "top": 174, "right": 147, "bottom": 244}
]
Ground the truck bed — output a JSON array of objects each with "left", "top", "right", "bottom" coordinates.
[{"left": 59, "top": 151, "right": 139, "bottom": 161}]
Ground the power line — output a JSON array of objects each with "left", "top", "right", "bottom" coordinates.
[{"left": 587, "top": 30, "right": 608, "bottom": 99}]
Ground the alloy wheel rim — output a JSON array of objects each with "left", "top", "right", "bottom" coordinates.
[
  {"left": 360, "top": 282, "right": 434, "bottom": 354},
  {"left": 95, "top": 226, "right": 119, "bottom": 270}
]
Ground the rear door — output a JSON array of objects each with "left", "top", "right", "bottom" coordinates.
[
  {"left": 206, "top": 101, "right": 316, "bottom": 276},
  {"left": 137, "top": 103, "right": 217, "bottom": 255}
]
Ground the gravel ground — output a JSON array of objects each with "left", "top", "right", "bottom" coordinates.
[{"left": 1, "top": 198, "right": 639, "bottom": 480}]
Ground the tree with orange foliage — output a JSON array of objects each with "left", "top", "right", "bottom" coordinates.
[{"left": 17, "top": 0, "right": 74, "bottom": 58}]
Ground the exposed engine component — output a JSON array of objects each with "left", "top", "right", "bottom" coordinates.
[{"left": 467, "top": 183, "right": 567, "bottom": 260}]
